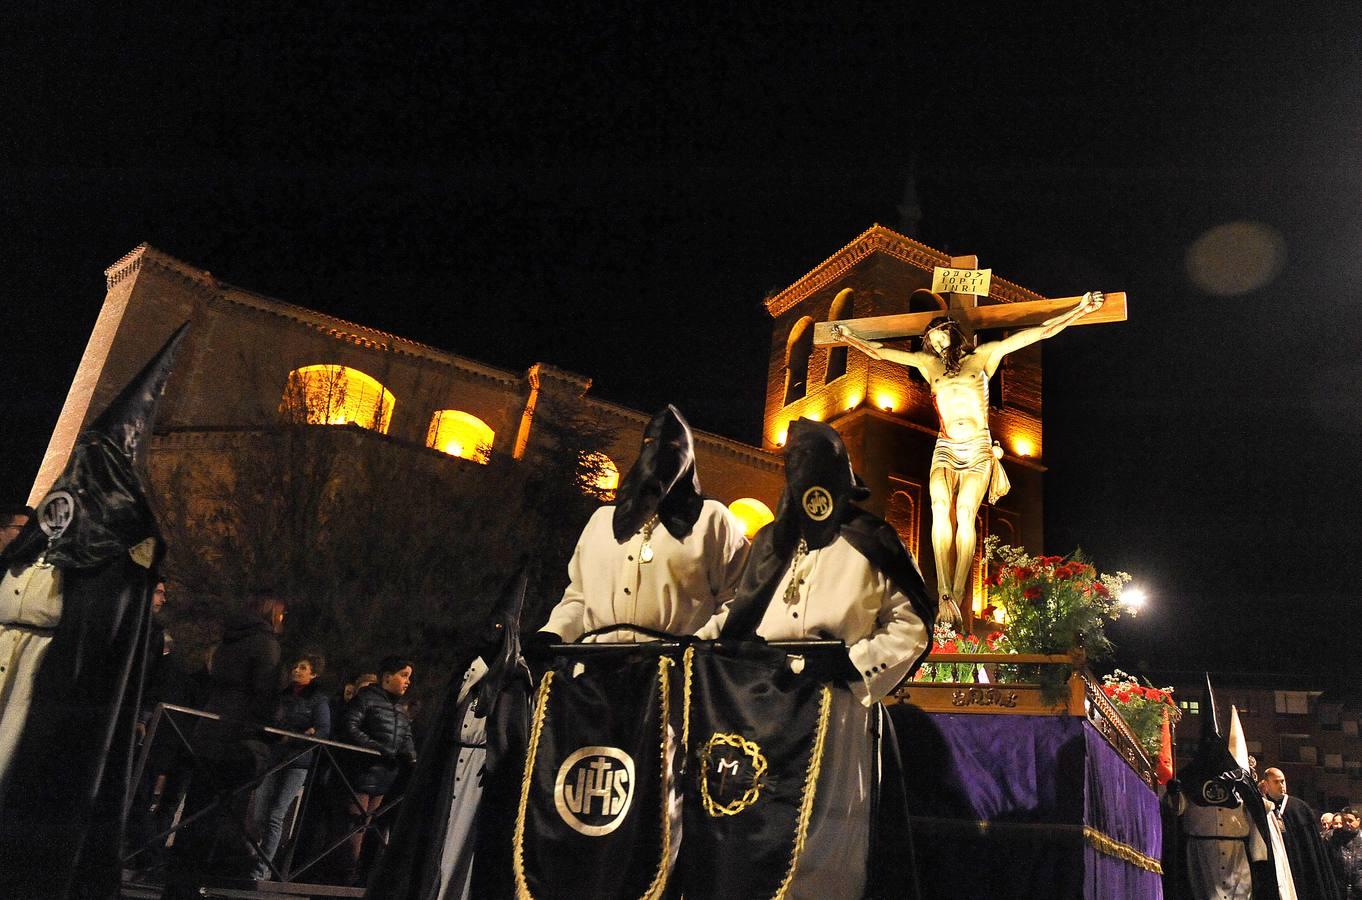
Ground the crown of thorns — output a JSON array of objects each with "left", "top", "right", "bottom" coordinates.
[{"left": 924, "top": 317, "right": 965, "bottom": 336}]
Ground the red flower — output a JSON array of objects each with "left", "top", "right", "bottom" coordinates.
[
  {"left": 1092, "top": 582, "right": 1110, "bottom": 598},
  {"left": 981, "top": 604, "right": 998, "bottom": 621},
  {"left": 986, "top": 631, "right": 1005, "bottom": 645},
  {"left": 1116, "top": 690, "right": 1132, "bottom": 703},
  {"left": 941, "top": 640, "right": 958, "bottom": 653},
  {"left": 1023, "top": 586, "right": 1043, "bottom": 600},
  {"left": 1102, "top": 684, "right": 1117, "bottom": 696}
]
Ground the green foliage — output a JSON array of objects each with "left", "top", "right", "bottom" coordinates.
[
  {"left": 154, "top": 399, "right": 616, "bottom": 710},
  {"left": 915, "top": 623, "right": 1007, "bottom": 683},
  {"left": 983, "top": 536, "right": 1130, "bottom": 701},
  {"left": 1100, "top": 669, "right": 1176, "bottom": 759}
]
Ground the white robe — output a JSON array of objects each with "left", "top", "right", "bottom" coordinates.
[
  {"left": 542, "top": 500, "right": 749, "bottom": 643},
  {"left": 0, "top": 564, "right": 63, "bottom": 790},
  {"left": 1178, "top": 800, "right": 1268, "bottom": 900},
  {"left": 715, "top": 535, "right": 929, "bottom": 900},
  {"left": 436, "top": 657, "right": 488, "bottom": 900}
]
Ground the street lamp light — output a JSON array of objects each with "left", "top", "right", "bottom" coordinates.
[{"left": 1121, "top": 586, "right": 1148, "bottom": 614}]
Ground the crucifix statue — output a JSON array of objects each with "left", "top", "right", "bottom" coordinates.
[{"left": 816, "top": 257, "right": 1126, "bottom": 625}]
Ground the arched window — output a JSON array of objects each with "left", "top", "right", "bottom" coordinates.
[
  {"left": 580, "top": 451, "right": 620, "bottom": 500},
  {"left": 728, "top": 498, "right": 775, "bottom": 539},
  {"left": 427, "top": 410, "right": 495, "bottom": 463},
  {"left": 782, "top": 316, "right": 815, "bottom": 406},
  {"left": 824, "top": 288, "right": 854, "bottom": 383},
  {"left": 281, "top": 365, "right": 395, "bottom": 433}
]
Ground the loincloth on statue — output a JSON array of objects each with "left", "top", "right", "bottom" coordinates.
[{"left": 930, "top": 434, "right": 1011, "bottom": 505}]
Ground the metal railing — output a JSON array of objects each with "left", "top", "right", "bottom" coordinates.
[{"left": 123, "top": 702, "right": 403, "bottom": 890}]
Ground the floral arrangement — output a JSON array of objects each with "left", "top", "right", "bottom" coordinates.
[
  {"left": 1101, "top": 669, "right": 1177, "bottom": 760},
  {"left": 983, "top": 537, "right": 1131, "bottom": 698},
  {"left": 916, "top": 623, "right": 1007, "bottom": 683}
]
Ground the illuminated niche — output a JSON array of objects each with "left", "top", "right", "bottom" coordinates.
[
  {"left": 728, "top": 498, "right": 774, "bottom": 538},
  {"left": 282, "top": 365, "right": 395, "bottom": 433},
  {"left": 427, "top": 410, "right": 495, "bottom": 463},
  {"left": 580, "top": 451, "right": 620, "bottom": 499}
]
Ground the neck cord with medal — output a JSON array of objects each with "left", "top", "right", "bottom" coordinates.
[
  {"left": 782, "top": 537, "right": 809, "bottom": 605},
  {"left": 639, "top": 514, "right": 660, "bottom": 563}
]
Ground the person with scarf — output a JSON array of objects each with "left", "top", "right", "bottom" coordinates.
[
  {"left": 0, "top": 324, "right": 188, "bottom": 899},
  {"left": 536, "top": 404, "right": 750, "bottom": 646},
  {"left": 704, "top": 417, "right": 934, "bottom": 899}
]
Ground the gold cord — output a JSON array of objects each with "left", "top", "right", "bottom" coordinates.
[
  {"left": 772, "top": 684, "right": 833, "bottom": 900},
  {"left": 681, "top": 646, "right": 695, "bottom": 753},
  {"left": 782, "top": 538, "right": 809, "bottom": 605},
  {"left": 513, "top": 670, "right": 555, "bottom": 900},
  {"left": 640, "top": 657, "right": 674, "bottom": 900}
]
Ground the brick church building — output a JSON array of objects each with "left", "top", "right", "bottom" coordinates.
[{"left": 33, "top": 225, "right": 1050, "bottom": 622}]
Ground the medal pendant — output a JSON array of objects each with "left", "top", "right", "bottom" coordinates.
[{"left": 640, "top": 543, "right": 655, "bottom": 563}]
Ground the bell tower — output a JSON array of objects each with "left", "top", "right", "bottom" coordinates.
[{"left": 761, "top": 225, "right": 1048, "bottom": 624}]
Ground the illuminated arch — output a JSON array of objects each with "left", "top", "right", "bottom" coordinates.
[
  {"left": 824, "top": 288, "right": 854, "bottom": 383},
  {"left": 282, "top": 365, "right": 395, "bottom": 433},
  {"left": 782, "top": 316, "right": 815, "bottom": 405},
  {"left": 728, "top": 498, "right": 774, "bottom": 538},
  {"left": 427, "top": 410, "right": 495, "bottom": 463},
  {"left": 581, "top": 451, "right": 620, "bottom": 499}
]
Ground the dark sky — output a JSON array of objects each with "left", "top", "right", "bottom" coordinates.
[{"left": 3, "top": 5, "right": 1360, "bottom": 675}]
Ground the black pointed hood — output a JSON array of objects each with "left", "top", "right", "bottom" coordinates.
[
  {"left": 611, "top": 404, "right": 704, "bottom": 542},
  {"left": 6, "top": 324, "right": 189, "bottom": 571},
  {"left": 475, "top": 570, "right": 530, "bottom": 719},
  {"left": 1176, "top": 673, "right": 1250, "bottom": 809},
  {"left": 774, "top": 418, "right": 870, "bottom": 551}
]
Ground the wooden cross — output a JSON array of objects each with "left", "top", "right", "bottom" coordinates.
[{"left": 812, "top": 254, "right": 1127, "bottom": 347}]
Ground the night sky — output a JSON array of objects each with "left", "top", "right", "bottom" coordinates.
[{"left": 4, "top": 6, "right": 1360, "bottom": 677}]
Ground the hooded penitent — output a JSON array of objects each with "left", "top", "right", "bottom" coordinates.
[
  {"left": 0, "top": 323, "right": 188, "bottom": 899},
  {"left": 368, "top": 571, "right": 533, "bottom": 900},
  {"left": 611, "top": 404, "right": 704, "bottom": 542},
  {"left": 1167, "top": 674, "right": 1280, "bottom": 900},
  {"left": 721, "top": 418, "right": 933, "bottom": 648}
]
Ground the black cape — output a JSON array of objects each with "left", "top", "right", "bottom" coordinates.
[
  {"left": 0, "top": 323, "right": 186, "bottom": 899},
  {"left": 1279, "top": 794, "right": 1343, "bottom": 900}
]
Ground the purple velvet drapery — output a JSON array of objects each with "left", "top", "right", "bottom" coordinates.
[{"left": 889, "top": 707, "right": 1162, "bottom": 900}]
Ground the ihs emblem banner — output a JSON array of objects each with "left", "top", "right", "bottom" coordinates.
[
  {"left": 678, "top": 644, "right": 832, "bottom": 899},
  {"left": 514, "top": 655, "right": 673, "bottom": 900}
]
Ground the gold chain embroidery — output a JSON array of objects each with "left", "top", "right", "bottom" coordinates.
[
  {"left": 1081, "top": 825, "right": 1164, "bottom": 874},
  {"left": 772, "top": 684, "right": 832, "bottom": 900}
]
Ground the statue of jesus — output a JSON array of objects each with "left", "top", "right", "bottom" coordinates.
[{"left": 833, "top": 290, "right": 1104, "bottom": 624}]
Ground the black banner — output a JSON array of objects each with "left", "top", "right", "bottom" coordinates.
[
  {"left": 514, "top": 655, "right": 672, "bottom": 900},
  {"left": 678, "top": 644, "right": 832, "bottom": 899}
]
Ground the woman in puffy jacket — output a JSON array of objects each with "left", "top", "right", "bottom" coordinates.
[
  {"left": 249, "top": 652, "right": 330, "bottom": 881},
  {"left": 337, "top": 656, "right": 416, "bottom": 883}
]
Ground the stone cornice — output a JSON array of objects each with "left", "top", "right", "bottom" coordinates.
[
  {"left": 764, "top": 224, "right": 1048, "bottom": 318},
  {"left": 585, "top": 397, "right": 783, "bottom": 471}
]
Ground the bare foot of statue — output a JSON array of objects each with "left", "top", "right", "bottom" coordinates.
[{"left": 938, "top": 594, "right": 963, "bottom": 628}]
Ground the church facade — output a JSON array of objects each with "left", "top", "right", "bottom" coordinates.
[{"left": 33, "top": 226, "right": 1048, "bottom": 619}]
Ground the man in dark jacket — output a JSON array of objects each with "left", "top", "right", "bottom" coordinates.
[
  {"left": 167, "top": 590, "right": 285, "bottom": 891},
  {"left": 250, "top": 651, "right": 331, "bottom": 881},
  {"left": 1329, "top": 809, "right": 1362, "bottom": 899},
  {"left": 338, "top": 655, "right": 417, "bottom": 884}
]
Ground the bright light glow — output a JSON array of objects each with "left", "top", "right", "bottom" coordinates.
[
  {"left": 283, "top": 365, "right": 395, "bottom": 433},
  {"left": 874, "top": 391, "right": 900, "bottom": 412},
  {"left": 427, "top": 410, "right": 495, "bottom": 463},
  {"left": 580, "top": 451, "right": 620, "bottom": 499},
  {"left": 774, "top": 428, "right": 788, "bottom": 447},
  {"left": 845, "top": 393, "right": 863, "bottom": 411},
  {"left": 1120, "top": 586, "right": 1148, "bottom": 613},
  {"left": 804, "top": 410, "right": 822, "bottom": 422},
  {"left": 729, "top": 497, "right": 775, "bottom": 538},
  {"left": 1013, "top": 437, "right": 1036, "bottom": 458}
]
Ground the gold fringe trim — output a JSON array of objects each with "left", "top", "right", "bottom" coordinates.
[
  {"left": 512, "top": 661, "right": 676, "bottom": 900},
  {"left": 773, "top": 684, "right": 833, "bottom": 900},
  {"left": 1082, "top": 825, "right": 1164, "bottom": 875}
]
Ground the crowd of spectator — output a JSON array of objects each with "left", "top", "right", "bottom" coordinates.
[
  {"left": 129, "top": 587, "right": 421, "bottom": 891},
  {"left": 1319, "top": 808, "right": 1362, "bottom": 897}
]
